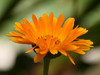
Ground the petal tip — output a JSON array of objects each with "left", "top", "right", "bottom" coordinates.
[{"left": 69, "top": 17, "right": 75, "bottom": 22}]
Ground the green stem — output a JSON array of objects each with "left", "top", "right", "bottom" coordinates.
[{"left": 43, "top": 57, "right": 51, "bottom": 75}]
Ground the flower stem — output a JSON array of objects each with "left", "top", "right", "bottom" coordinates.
[{"left": 43, "top": 57, "right": 50, "bottom": 75}]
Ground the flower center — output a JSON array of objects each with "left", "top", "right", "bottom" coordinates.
[
  {"left": 38, "top": 35, "right": 61, "bottom": 48},
  {"left": 33, "top": 35, "right": 62, "bottom": 58}
]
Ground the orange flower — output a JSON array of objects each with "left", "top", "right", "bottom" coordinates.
[{"left": 7, "top": 12, "right": 93, "bottom": 65}]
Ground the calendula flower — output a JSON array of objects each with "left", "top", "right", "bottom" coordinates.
[{"left": 7, "top": 12, "right": 93, "bottom": 65}]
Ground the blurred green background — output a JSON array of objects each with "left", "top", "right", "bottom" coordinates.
[{"left": 0, "top": 0, "right": 100, "bottom": 75}]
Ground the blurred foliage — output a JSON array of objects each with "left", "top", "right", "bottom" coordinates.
[{"left": 0, "top": 0, "right": 100, "bottom": 75}]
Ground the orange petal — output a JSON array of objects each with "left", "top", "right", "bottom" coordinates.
[
  {"left": 46, "top": 35, "right": 52, "bottom": 48},
  {"left": 39, "top": 50, "right": 48, "bottom": 54},
  {"left": 52, "top": 17, "right": 57, "bottom": 36},
  {"left": 54, "top": 14, "right": 64, "bottom": 37},
  {"left": 49, "top": 12, "right": 53, "bottom": 23},
  {"left": 23, "top": 18, "right": 37, "bottom": 36},
  {"left": 35, "top": 48, "right": 40, "bottom": 53},
  {"left": 10, "top": 37, "right": 33, "bottom": 44},
  {"left": 42, "top": 13, "right": 53, "bottom": 35},
  {"left": 15, "top": 22, "right": 23, "bottom": 29},
  {"left": 73, "top": 49, "right": 86, "bottom": 54},
  {"left": 14, "top": 22, "right": 25, "bottom": 34},
  {"left": 34, "top": 53, "right": 46, "bottom": 63},
  {"left": 63, "top": 26, "right": 88, "bottom": 44},
  {"left": 60, "top": 44, "right": 78, "bottom": 51},
  {"left": 42, "top": 14, "right": 49, "bottom": 35},
  {"left": 78, "top": 46, "right": 90, "bottom": 51},
  {"left": 67, "top": 52, "right": 75, "bottom": 65},
  {"left": 32, "top": 15, "right": 40, "bottom": 36},
  {"left": 25, "top": 46, "right": 36, "bottom": 53},
  {"left": 76, "top": 39, "right": 93, "bottom": 45},
  {"left": 38, "top": 17, "right": 45, "bottom": 36},
  {"left": 65, "top": 44, "right": 78, "bottom": 51},
  {"left": 50, "top": 49, "right": 58, "bottom": 55},
  {"left": 32, "top": 14, "right": 38, "bottom": 26},
  {"left": 58, "top": 49, "right": 67, "bottom": 56},
  {"left": 59, "top": 18, "right": 75, "bottom": 41},
  {"left": 6, "top": 31, "right": 24, "bottom": 38},
  {"left": 49, "top": 12, "right": 54, "bottom": 35},
  {"left": 72, "top": 39, "right": 93, "bottom": 51}
]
